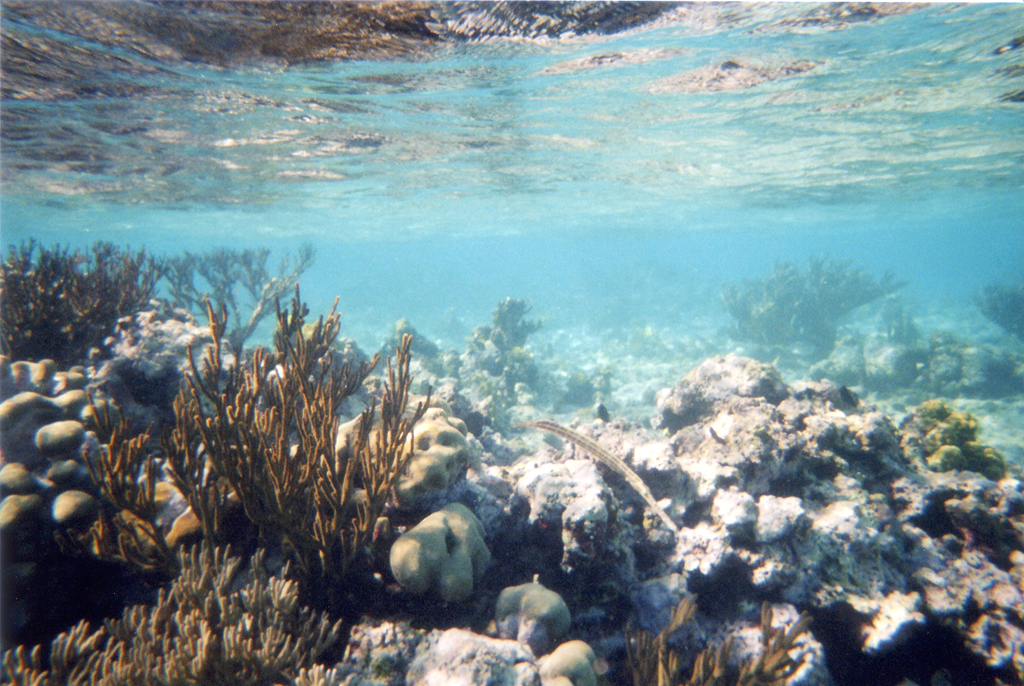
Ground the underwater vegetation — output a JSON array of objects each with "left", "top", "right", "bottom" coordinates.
[
  {"left": 163, "top": 289, "right": 424, "bottom": 613},
  {"left": 978, "top": 279, "right": 1024, "bottom": 343},
  {"left": 2, "top": 289, "right": 426, "bottom": 670},
  {"left": 2, "top": 545, "right": 341, "bottom": 686},
  {"left": 627, "top": 596, "right": 812, "bottom": 686},
  {"left": 722, "top": 256, "right": 902, "bottom": 356},
  {"left": 0, "top": 240, "right": 315, "bottom": 371},
  {"left": 0, "top": 241, "right": 162, "bottom": 367},
  {"left": 161, "top": 244, "right": 315, "bottom": 354}
]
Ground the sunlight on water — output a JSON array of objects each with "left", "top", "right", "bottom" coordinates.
[{"left": 1, "top": 2, "right": 1022, "bottom": 409}]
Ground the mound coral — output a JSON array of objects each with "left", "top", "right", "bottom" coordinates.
[
  {"left": 538, "top": 640, "right": 598, "bottom": 686},
  {"left": 495, "top": 580, "right": 571, "bottom": 656},
  {"left": 389, "top": 503, "right": 490, "bottom": 603},
  {"left": 396, "top": 406, "right": 474, "bottom": 503}
]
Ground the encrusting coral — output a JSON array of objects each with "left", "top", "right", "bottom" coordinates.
[
  {"left": 1, "top": 544, "right": 342, "bottom": 686},
  {"left": 0, "top": 240, "right": 162, "bottom": 367},
  {"left": 902, "top": 399, "right": 1006, "bottom": 481}
]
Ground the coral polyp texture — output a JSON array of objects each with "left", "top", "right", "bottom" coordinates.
[
  {"left": 389, "top": 503, "right": 491, "bottom": 603},
  {"left": 902, "top": 399, "right": 1006, "bottom": 481},
  {"left": 337, "top": 402, "right": 476, "bottom": 506},
  {"left": 494, "top": 580, "right": 571, "bottom": 656}
]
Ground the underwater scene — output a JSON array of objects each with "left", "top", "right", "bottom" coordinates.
[{"left": 1, "top": 2, "right": 1024, "bottom": 685}]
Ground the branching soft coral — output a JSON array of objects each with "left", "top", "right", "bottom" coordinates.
[
  {"left": 163, "top": 286, "right": 427, "bottom": 613},
  {"left": 627, "top": 597, "right": 812, "bottom": 686},
  {"left": 57, "top": 400, "right": 178, "bottom": 583},
  {"left": 0, "top": 240, "right": 162, "bottom": 366},
  {"left": 722, "top": 256, "right": 902, "bottom": 355},
  {"left": 1, "top": 545, "right": 342, "bottom": 686},
  {"left": 161, "top": 244, "right": 314, "bottom": 353}
]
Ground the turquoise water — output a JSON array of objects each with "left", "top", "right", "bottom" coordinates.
[
  {"left": 5, "top": 6, "right": 1024, "bottom": 679},
  {"left": 2, "top": 3, "right": 1023, "bottom": 347}
]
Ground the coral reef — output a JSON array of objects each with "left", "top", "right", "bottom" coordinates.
[
  {"left": 811, "top": 330, "right": 1024, "bottom": 399},
  {"left": 460, "top": 297, "right": 545, "bottom": 430},
  {"left": 337, "top": 402, "right": 477, "bottom": 506},
  {"left": 637, "top": 355, "right": 1023, "bottom": 683},
  {"left": 495, "top": 580, "right": 571, "bottom": 656},
  {"left": 0, "top": 241, "right": 162, "bottom": 367},
  {"left": 520, "top": 419, "right": 678, "bottom": 533},
  {"left": 1, "top": 545, "right": 342, "bottom": 685},
  {"left": 163, "top": 289, "right": 423, "bottom": 614},
  {"left": 61, "top": 399, "right": 177, "bottom": 582},
  {"left": 4, "top": 280, "right": 1024, "bottom": 686},
  {"left": 978, "top": 279, "right": 1024, "bottom": 342},
  {"left": 0, "top": 357, "right": 155, "bottom": 649},
  {"left": 405, "top": 628, "right": 537, "bottom": 686},
  {"left": 389, "top": 503, "right": 491, "bottom": 603},
  {"left": 161, "top": 244, "right": 315, "bottom": 353},
  {"left": 721, "top": 257, "right": 902, "bottom": 356},
  {"left": 86, "top": 302, "right": 228, "bottom": 428},
  {"left": 627, "top": 596, "right": 813, "bottom": 686},
  {"left": 900, "top": 399, "right": 1006, "bottom": 481}
]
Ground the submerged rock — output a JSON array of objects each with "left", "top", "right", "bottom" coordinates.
[
  {"left": 405, "top": 628, "right": 539, "bottom": 686},
  {"left": 641, "top": 355, "right": 1024, "bottom": 680}
]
